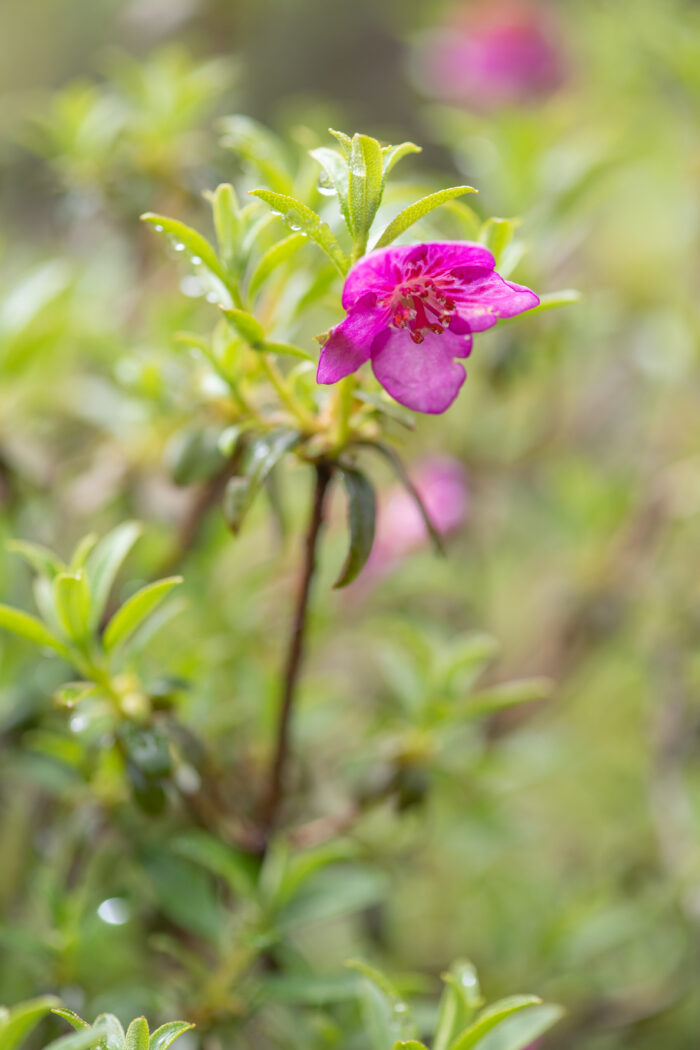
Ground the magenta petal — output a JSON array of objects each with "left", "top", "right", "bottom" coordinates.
[
  {"left": 317, "top": 294, "right": 390, "bottom": 384},
  {"left": 452, "top": 266, "right": 540, "bottom": 321},
  {"left": 370, "top": 329, "right": 468, "bottom": 414}
]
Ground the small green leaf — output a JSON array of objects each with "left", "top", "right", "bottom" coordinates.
[
  {"left": 347, "top": 961, "right": 416, "bottom": 1050},
  {"left": 103, "top": 577, "right": 183, "bottom": 653},
  {"left": 528, "top": 289, "right": 582, "bottom": 314},
  {"left": 328, "top": 128, "right": 353, "bottom": 158},
  {"left": 141, "top": 214, "right": 232, "bottom": 305},
  {"left": 0, "top": 604, "right": 71, "bottom": 660},
  {"left": 449, "top": 997, "right": 541, "bottom": 1050},
  {"left": 475, "top": 1003, "right": 564, "bottom": 1050},
  {"left": 393, "top": 1043, "right": 429, "bottom": 1050},
  {"left": 479, "top": 218, "right": 518, "bottom": 267},
  {"left": 92, "top": 1015, "right": 125, "bottom": 1050},
  {"left": 364, "top": 442, "right": 445, "bottom": 556},
  {"left": 51, "top": 1009, "right": 89, "bottom": 1032},
  {"left": 434, "top": 961, "right": 483, "bottom": 1050},
  {"left": 374, "top": 186, "right": 477, "bottom": 249},
  {"left": 220, "top": 307, "right": 265, "bottom": 347},
  {"left": 260, "top": 973, "right": 359, "bottom": 1006},
  {"left": 45, "top": 1026, "right": 109, "bottom": 1050},
  {"left": 0, "top": 996, "right": 61, "bottom": 1050},
  {"left": 148, "top": 1023, "right": 195, "bottom": 1050},
  {"left": 70, "top": 534, "right": 98, "bottom": 572},
  {"left": 461, "top": 678, "right": 553, "bottom": 718},
  {"left": 173, "top": 830, "right": 258, "bottom": 897},
  {"left": 348, "top": 134, "right": 384, "bottom": 245},
  {"left": 334, "top": 468, "right": 376, "bottom": 589},
  {"left": 262, "top": 341, "right": 314, "bottom": 361},
  {"left": 85, "top": 521, "right": 143, "bottom": 628},
  {"left": 208, "top": 182, "right": 242, "bottom": 274},
  {"left": 7, "top": 540, "right": 64, "bottom": 579},
  {"left": 382, "top": 141, "right": 421, "bottom": 178},
  {"left": 53, "top": 570, "right": 91, "bottom": 642},
  {"left": 124, "top": 1019, "right": 149, "bottom": 1050},
  {"left": 248, "top": 233, "right": 308, "bottom": 298},
  {"left": 310, "top": 146, "right": 351, "bottom": 230},
  {"left": 220, "top": 115, "right": 293, "bottom": 195},
  {"left": 223, "top": 428, "right": 300, "bottom": 534},
  {"left": 250, "top": 190, "right": 348, "bottom": 274}
]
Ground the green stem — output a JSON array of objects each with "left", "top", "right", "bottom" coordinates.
[
  {"left": 261, "top": 354, "right": 317, "bottom": 432},
  {"left": 332, "top": 375, "right": 355, "bottom": 450}
]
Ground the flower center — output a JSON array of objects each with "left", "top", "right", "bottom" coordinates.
[{"left": 381, "top": 274, "right": 457, "bottom": 344}]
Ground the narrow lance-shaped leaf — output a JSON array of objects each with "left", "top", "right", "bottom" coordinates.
[
  {"left": 53, "top": 571, "right": 91, "bottom": 642},
  {"left": 363, "top": 442, "right": 445, "bottom": 556},
  {"left": 382, "top": 141, "right": 421, "bottom": 179},
  {"left": 374, "top": 186, "right": 477, "bottom": 249},
  {"left": 125, "top": 1018, "right": 149, "bottom": 1050},
  {"left": 334, "top": 468, "right": 376, "bottom": 589},
  {"left": 434, "top": 961, "right": 483, "bottom": 1050},
  {"left": 7, "top": 540, "right": 64, "bottom": 579},
  {"left": 103, "top": 577, "right": 183, "bottom": 653},
  {"left": 250, "top": 190, "right": 348, "bottom": 274},
  {"left": 0, "top": 604, "right": 70, "bottom": 660},
  {"left": 141, "top": 214, "right": 233, "bottom": 305},
  {"left": 45, "top": 1027, "right": 110, "bottom": 1050},
  {"left": 220, "top": 307, "right": 265, "bottom": 348},
  {"left": 86, "top": 521, "right": 142, "bottom": 628},
  {"left": 223, "top": 428, "right": 300, "bottom": 534},
  {"left": 0, "top": 996, "right": 61, "bottom": 1050},
  {"left": 347, "top": 961, "right": 417, "bottom": 1050},
  {"left": 207, "top": 182, "right": 242, "bottom": 275},
  {"left": 310, "top": 146, "right": 351, "bottom": 230},
  {"left": 461, "top": 677, "right": 553, "bottom": 718},
  {"left": 449, "top": 996, "right": 542, "bottom": 1050},
  {"left": 248, "top": 232, "right": 308, "bottom": 298},
  {"left": 148, "top": 1023, "right": 195, "bottom": 1050},
  {"left": 348, "top": 134, "right": 384, "bottom": 245},
  {"left": 51, "top": 1009, "right": 89, "bottom": 1032},
  {"left": 479, "top": 217, "right": 518, "bottom": 267}
]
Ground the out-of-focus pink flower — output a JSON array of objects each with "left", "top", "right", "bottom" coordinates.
[
  {"left": 416, "top": 2, "right": 566, "bottom": 110},
  {"left": 367, "top": 456, "right": 469, "bottom": 578},
  {"left": 317, "top": 242, "right": 538, "bottom": 414}
]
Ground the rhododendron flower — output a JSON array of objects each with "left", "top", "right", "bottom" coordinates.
[
  {"left": 317, "top": 242, "right": 538, "bottom": 414},
  {"left": 416, "top": 1, "right": 565, "bottom": 109}
]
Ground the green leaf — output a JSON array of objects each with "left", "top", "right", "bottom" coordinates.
[
  {"left": 92, "top": 1015, "right": 125, "bottom": 1050},
  {"left": 250, "top": 190, "right": 348, "bottom": 274},
  {"left": 309, "top": 146, "right": 351, "bottom": 230},
  {"left": 347, "top": 961, "right": 416, "bottom": 1050},
  {"left": 278, "top": 867, "right": 387, "bottom": 930},
  {"left": 434, "top": 961, "right": 483, "bottom": 1050},
  {"left": 208, "top": 182, "right": 242, "bottom": 274},
  {"left": 348, "top": 134, "right": 384, "bottom": 245},
  {"left": 262, "top": 341, "right": 314, "bottom": 361},
  {"left": 148, "top": 1024, "right": 194, "bottom": 1050},
  {"left": 223, "top": 428, "right": 300, "bottom": 533},
  {"left": 449, "top": 997, "right": 541, "bottom": 1050},
  {"left": 394, "top": 1043, "right": 429, "bottom": 1050},
  {"left": 220, "top": 307, "right": 265, "bottom": 347},
  {"left": 85, "top": 521, "right": 143, "bottom": 628},
  {"left": 103, "top": 577, "right": 183, "bottom": 653},
  {"left": 124, "top": 1020, "right": 149, "bottom": 1050},
  {"left": 374, "top": 186, "right": 477, "bottom": 249},
  {"left": 50, "top": 1009, "right": 89, "bottom": 1032},
  {"left": 45, "top": 1027, "right": 109, "bottom": 1050},
  {"left": 328, "top": 128, "right": 353, "bottom": 158},
  {"left": 528, "top": 289, "right": 582, "bottom": 314},
  {"left": 461, "top": 678, "right": 553, "bottom": 719},
  {"left": 364, "top": 442, "right": 445, "bottom": 555},
  {"left": 7, "top": 540, "right": 64, "bottom": 579},
  {"left": 475, "top": 1004, "right": 564, "bottom": 1050},
  {"left": 479, "top": 218, "right": 518, "bottom": 267},
  {"left": 141, "top": 214, "right": 232, "bottom": 305},
  {"left": 172, "top": 829, "right": 258, "bottom": 897},
  {"left": 382, "top": 141, "right": 421, "bottom": 178},
  {"left": 0, "top": 996, "right": 61, "bottom": 1050},
  {"left": 248, "top": 233, "right": 308, "bottom": 298},
  {"left": 53, "top": 571, "right": 91, "bottom": 642},
  {"left": 260, "top": 973, "right": 359, "bottom": 1006},
  {"left": 334, "top": 468, "right": 376, "bottom": 589},
  {"left": 220, "top": 115, "right": 293, "bottom": 195},
  {"left": 0, "top": 603, "right": 71, "bottom": 659},
  {"left": 70, "top": 534, "right": 98, "bottom": 572}
]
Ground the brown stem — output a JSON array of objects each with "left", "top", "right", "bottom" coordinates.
[{"left": 258, "top": 462, "right": 333, "bottom": 839}]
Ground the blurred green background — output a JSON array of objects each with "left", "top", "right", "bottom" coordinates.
[{"left": 0, "top": 1, "right": 699, "bottom": 1049}]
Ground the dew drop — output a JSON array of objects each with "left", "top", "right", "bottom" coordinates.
[
  {"left": 317, "top": 174, "right": 336, "bottom": 196},
  {"left": 153, "top": 224, "right": 164, "bottom": 232},
  {"left": 205, "top": 291, "right": 219, "bottom": 303},
  {"left": 173, "top": 242, "right": 186, "bottom": 252},
  {"left": 190, "top": 255, "right": 202, "bottom": 266},
  {"left": 180, "top": 275, "right": 204, "bottom": 298},
  {"left": 97, "top": 898, "right": 130, "bottom": 926}
]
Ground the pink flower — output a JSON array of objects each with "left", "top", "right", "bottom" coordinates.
[
  {"left": 367, "top": 456, "right": 468, "bottom": 577},
  {"left": 417, "top": 2, "right": 565, "bottom": 109},
  {"left": 317, "top": 242, "right": 538, "bottom": 414}
]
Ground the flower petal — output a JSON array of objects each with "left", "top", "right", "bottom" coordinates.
[
  {"left": 370, "top": 328, "right": 469, "bottom": 414},
  {"left": 451, "top": 266, "right": 540, "bottom": 328},
  {"left": 316, "top": 294, "right": 390, "bottom": 384}
]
